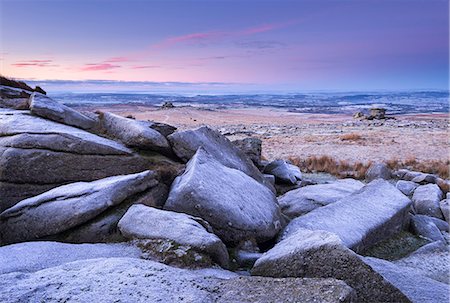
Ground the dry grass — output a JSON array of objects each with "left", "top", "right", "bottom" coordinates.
[
  {"left": 340, "top": 133, "right": 363, "bottom": 141},
  {"left": 288, "top": 155, "right": 449, "bottom": 180}
]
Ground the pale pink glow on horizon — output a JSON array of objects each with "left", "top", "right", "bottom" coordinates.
[{"left": 80, "top": 63, "right": 121, "bottom": 71}]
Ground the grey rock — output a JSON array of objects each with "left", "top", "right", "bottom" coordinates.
[
  {"left": 280, "top": 179, "right": 412, "bottom": 253},
  {"left": 149, "top": 121, "right": 177, "bottom": 137},
  {"left": 411, "top": 173, "right": 437, "bottom": 185},
  {"left": 365, "top": 256, "right": 449, "bottom": 303},
  {"left": 365, "top": 162, "right": 391, "bottom": 181},
  {"left": 0, "top": 241, "right": 141, "bottom": 274},
  {"left": 167, "top": 126, "right": 273, "bottom": 190},
  {"left": 393, "top": 241, "right": 450, "bottom": 284},
  {"left": 263, "top": 174, "right": 276, "bottom": 187},
  {"left": 396, "top": 180, "right": 419, "bottom": 196},
  {"left": 0, "top": 171, "right": 157, "bottom": 244},
  {"left": 29, "top": 93, "right": 97, "bottom": 130},
  {"left": 165, "top": 148, "right": 282, "bottom": 244},
  {"left": 99, "top": 112, "right": 171, "bottom": 154},
  {"left": 263, "top": 159, "right": 302, "bottom": 184},
  {"left": 0, "top": 86, "right": 30, "bottom": 109},
  {"left": 412, "top": 184, "right": 444, "bottom": 219},
  {"left": 410, "top": 215, "right": 445, "bottom": 242},
  {"left": 118, "top": 204, "right": 229, "bottom": 268},
  {"left": 252, "top": 229, "right": 409, "bottom": 303},
  {"left": 278, "top": 179, "right": 364, "bottom": 218},
  {"left": 440, "top": 199, "right": 449, "bottom": 222},
  {"left": 0, "top": 257, "right": 357, "bottom": 303},
  {"left": 232, "top": 137, "right": 262, "bottom": 167},
  {"left": 0, "top": 111, "right": 152, "bottom": 210},
  {"left": 395, "top": 169, "right": 422, "bottom": 181}
]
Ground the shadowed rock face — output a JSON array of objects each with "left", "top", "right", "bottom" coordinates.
[
  {"left": 412, "top": 184, "right": 444, "bottom": 219},
  {"left": 118, "top": 204, "right": 229, "bottom": 268},
  {"left": 0, "top": 257, "right": 357, "bottom": 303},
  {"left": 252, "top": 229, "right": 410, "bottom": 303},
  {"left": 165, "top": 148, "right": 283, "bottom": 244},
  {"left": 0, "top": 110, "right": 152, "bottom": 210},
  {"left": 167, "top": 126, "right": 274, "bottom": 191},
  {"left": 99, "top": 112, "right": 172, "bottom": 154},
  {"left": 29, "top": 93, "right": 97, "bottom": 130},
  {"left": 263, "top": 159, "right": 302, "bottom": 185},
  {"left": 0, "top": 171, "right": 158, "bottom": 245},
  {"left": 280, "top": 179, "right": 412, "bottom": 253}
]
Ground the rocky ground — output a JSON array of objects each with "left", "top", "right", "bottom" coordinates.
[{"left": 0, "top": 80, "right": 449, "bottom": 303}]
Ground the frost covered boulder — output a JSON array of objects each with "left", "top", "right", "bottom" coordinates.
[
  {"left": 167, "top": 126, "right": 273, "bottom": 190},
  {"left": 365, "top": 257, "right": 449, "bottom": 303},
  {"left": 409, "top": 215, "right": 446, "bottom": 242},
  {"left": 252, "top": 229, "right": 409, "bottom": 303},
  {"left": 0, "top": 241, "right": 141, "bottom": 274},
  {"left": 118, "top": 204, "right": 229, "bottom": 268},
  {"left": 280, "top": 179, "right": 411, "bottom": 253},
  {"left": 365, "top": 162, "right": 391, "bottom": 181},
  {"left": 0, "top": 110, "right": 151, "bottom": 211},
  {"left": 412, "top": 184, "right": 444, "bottom": 219},
  {"left": 0, "top": 257, "right": 356, "bottom": 303},
  {"left": 440, "top": 199, "right": 449, "bottom": 222},
  {"left": 396, "top": 180, "right": 419, "bottom": 197},
  {"left": 0, "top": 171, "right": 157, "bottom": 244},
  {"left": 278, "top": 179, "right": 364, "bottom": 218},
  {"left": 29, "top": 93, "right": 97, "bottom": 130},
  {"left": 165, "top": 148, "right": 282, "bottom": 244},
  {"left": 263, "top": 159, "right": 302, "bottom": 185},
  {"left": 99, "top": 112, "right": 172, "bottom": 154}
]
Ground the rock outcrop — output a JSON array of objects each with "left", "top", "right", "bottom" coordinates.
[
  {"left": 280, "top": 179, "right": 411, "bottom": 253},
  {"left": 167, "top": 126, "right": 273, "bottom": 190},
  {"left": 0, "top": 171, "right": 157, "bottom": 244},
  {"left": 29, "top": 93, "right": 97, "bottom": 130},
  {"left": 0, "top": 110, "right": 152, "bottom": 210},
  {"left": 278, "top": 179, "right": 364, "bottom": 218},
  {"left": 165, "top": 148, "right": 282, "bottom": 244},
  {"left": 118, "top": 204, "right": 229, "bottom": 268},
  {"left": 99, "top": 112, "right": 172, "bottom": 154},
  {"left": 252, "top": 229, "right": 410, "bottom": 303},
  {"left": 232, "top": 137, "right": 262, "bottom": 167}
]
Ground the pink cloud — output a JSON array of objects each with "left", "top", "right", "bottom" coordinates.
[
  {"left": 105, "top": 56, "right": 131, "bottom": 62},
  {"left": 80, "top": 63, "right": 121, "bottom": 71},
  {"left": 131, "top": 65, "right": 161, "bottom": 69},
  {"left": 12, "top": 59, "right": 58, "bottom": 68},
  {"left": 153, "top": 32, "right": 224, "bottom": 49}
]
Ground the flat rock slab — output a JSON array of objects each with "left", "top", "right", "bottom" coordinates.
[
  {"left": 167, "top": 126, "right": 272, "bottom": 189},
  {"left": 365, "top": 257, "right": 449, "bottom": 303},
  {"left": 0, "top": 171, "right": 157, "bottom": 244},
  {"left": 0, "top": 241, "right": 141, "bottom": 274},
  {"left": 278, "top": 179, "right": 364, "bottom": 218},
  {"left": 165, "top": 147, "right": 282, "bottom": 244},
  {"left": 118, "top": 204, "right": 229, "bottom": 268},
  {"left": 0, "top": 111, "right": 150, "bottom": 210},
  {"left": 280, "top": 179, "right": 411, "bottom": 253},
  {"left": 0, "top": 257, "right": 356, "bottom": 303},
  {"left": 252, "top": 229, "right": 409, "bottom": 303},
  {"left": 29, "top": 93, "right": 97, "bottom": 130},
  {"left": 99, "top": 112, "right": 171, "bottom": 154}
]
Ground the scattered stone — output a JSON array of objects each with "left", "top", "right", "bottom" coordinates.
[
  {"left": 410, "top": 215, "right": 445, "bottom": 242},
  {"left": 0, "top": 171, "right": 157, "bottom": 244},
  {"left": 396, "top": 180, "right": 419, "bottom": 196},
  {"left": 411, "top": 173, "right": 437, "bottom": 184},
  {"left": 353, "top": 111, "right": 364, "bottom": 119},
  {"left": 165, "top": 148, "right": 282, "bottom": 244},
  {"left": 29, "top": 93, "right": 97, "bottom": 130},
  {"left": 252, "top": 229, "right": 409, "bottom": 302},
  {"left": 412, "top": 184, "right": 444, "bottom": 219},
  {"left": 365, "top": 256, "right": 449, "bottom": 303},
  {"left": 278, "top": 179, "right": 364, "bottom": 218},
  {"left": 368, "top": 108, "right": 386, "bottom": 120},
  {"left": 365, "top": 162, "right": 391, "bottom": 181},
  {"left": 0, "top": 241, "right": 141, "bottom": 274},
  {"left": 118, "top": 204, "right": 229, "bottom": 268},
  {"left": 232, "top": 137, "right": 262, "bottom": 167},
  {"left": 280, "top": 179, "right": 411, "bottom": 253},
  {"left": 99, "top": 112, "right": 172, "bottom": 154},
  {"left": 263, "top": 159, "right": 302, "bottom": 185},
  {"left": 167, "top": 126, "right": 273, "bottom": 190},
  {"left": 393, "top": 241, "right": 450, "bottom": 284}
]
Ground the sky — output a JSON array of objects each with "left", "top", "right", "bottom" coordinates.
[{"left": 0, "top": 0, "right": 448, "bottom": 92}]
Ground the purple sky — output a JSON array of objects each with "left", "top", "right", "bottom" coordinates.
[{"left": 0, "top": 0, "right": 448, "bottom": 91}]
